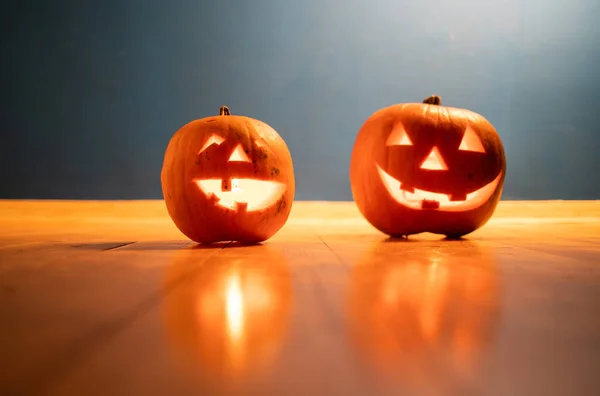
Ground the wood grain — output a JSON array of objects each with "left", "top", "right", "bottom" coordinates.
[{"left": 0, "top": 200, "right": 599, "bottom": 396}]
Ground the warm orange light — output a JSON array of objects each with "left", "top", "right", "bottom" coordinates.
[
  {"left": 420, "top": 146, "right": 448, "bottom": 170},
  {"left": 198, "top": 133, "right": 226, "bottom": 154},
  {"left": 228, "top": 144, "right": 251, "bottom": 162},
  {"left": 164, "top": 248, "right": 292, "bottom": 379},
  {"left": 377, "top": 164, "right": 502, "bottom": 211},
  {"left": 191, "top": 266, "right": 284, "bottom": 373},
  {"left": 419, "top": 259, "right": 448, "bottom": 340},
  {"left": 195, "top": 179, "right": 286, "bottom": 211},
  {"left": 459, "top": 126, "right": 486, "bottom": 153},
  {"left": 195, "top": 137, "right": 286, "bottom": 212},
  {"left": 225, "top": 274, "right": 244, "bottom": 342},
  {"left": 386, "top": 122, "right": 413, "bottom": 146},
  {"left": 347, "top": 247, "right": 500, "bottom": 387}
]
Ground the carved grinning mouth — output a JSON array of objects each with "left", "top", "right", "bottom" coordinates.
[
  {"left": 376, "top": 165, "right": 502, "bottom": 212},
  {"left": 195, "top": 178, "right": 285, "bottom": 212}
]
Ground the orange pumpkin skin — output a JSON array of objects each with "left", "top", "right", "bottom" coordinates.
[
  {"left": 161, "top": 106, "right": 295, "bottom": 244},
  {"left": 350, "top": 96, "right": 506, "bottom": 238}
]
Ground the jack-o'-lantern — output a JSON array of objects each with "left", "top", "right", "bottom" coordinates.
[
  {"left": 161, "top": 106, "right": 295, "bottom": 244},
  {"left": 349, "top": 95, "right": 506, "bottom": 238},
  {"left": 347, "top": 242, "right": 501, "bottom": 388},
  {"left": 163, "top": 245, "right": 292, "bottom": 379}
]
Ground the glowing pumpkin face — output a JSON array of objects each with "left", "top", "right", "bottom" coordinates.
[
  {"left": 161, "top": 106, "right": 295, "bottom": 244},
  {"left": 350, "top": 95, "right": 506, "bottom": 238}
]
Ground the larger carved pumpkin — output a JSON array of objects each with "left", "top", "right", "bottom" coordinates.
[
  {"left": 350, "top": 95, "right": 506, "bottom": 238},
  {"left": 161, "top": 106, "right": 295, "bottom": 244}
]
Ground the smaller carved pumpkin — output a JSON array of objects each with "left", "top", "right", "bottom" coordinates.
[
  {"left": 161, "top": 106, "right": 295, "bottom": 244},
  {"left": 350, "top": 95, "right": 506, "bottom": 238}
]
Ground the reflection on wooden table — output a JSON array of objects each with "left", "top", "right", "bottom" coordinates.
[
  {"left": 347, "top": 241, "right": 501, "bottom": 388},
  {"left": 162, "top": 245, "right": 292, "bottom": 379}
]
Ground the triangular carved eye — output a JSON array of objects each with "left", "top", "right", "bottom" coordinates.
[
  {"left": 228, "top": 144, "right": 251, "bottom": 162},
  {"left": 199, "top": 134, "right": 225, "bottom": 154},
  {"left": 386, "top": 123, "right": 412, "bottom": 146},
  {"left": 459, "top": 126, "right": 486, "bottom": 153}
]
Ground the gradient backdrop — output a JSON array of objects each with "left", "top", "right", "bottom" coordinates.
[{"left": 1, "top": 0, "right": 599, "bottom": 200}]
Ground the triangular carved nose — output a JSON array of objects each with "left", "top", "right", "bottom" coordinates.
[
  {"left": 420, "top": 147, "right": 448, "bottom": 170},
  {"left": 228, "top": 144, "right": 251, "bottom": 162}
]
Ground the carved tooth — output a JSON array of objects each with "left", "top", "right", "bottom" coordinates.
[
  {"left": 450, "top": 193, "right": 467, "bottom": 202},
  {"left": 208, "top": 193, "right": 221, "bottom": 204},
  {"left": 421, "top": 199, "right": 440, "bottom": 210},
  {"left": 400, "top": 184, "right": 415, "bottom": 193},
  {"left": 221, "top": 179, "right": 232, "bottom": 192},
  {"left": 235, "top": 201, "right": 248, "bottom": 213}
]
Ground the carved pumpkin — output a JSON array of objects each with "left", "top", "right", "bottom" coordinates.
[
  {"left": 347, "top": 243, "right": 500, "bottom": 386},
  {"left": 161, "top": 106, "right": 295, "bottom": 244},
  {"left": 163, "top": 245, "right": 292, "bottom": 379},
  {"left": 349, "top": 95, "right": 506, "bottom": 238}
]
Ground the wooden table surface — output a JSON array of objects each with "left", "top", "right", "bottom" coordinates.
[{"left": 1, "top": 200, "right": 599, "bottom": 396}]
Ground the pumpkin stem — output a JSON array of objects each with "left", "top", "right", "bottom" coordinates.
[
  {"left": 423, "top": 95, "right": 442, "bottom": 105},
  {"left": 219, "top": 106, "right": 231, "bottom": 116}
]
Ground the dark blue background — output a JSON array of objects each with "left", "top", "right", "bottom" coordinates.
[{"left": 2, "top": 0, "right": 599, "bottom": 200}]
